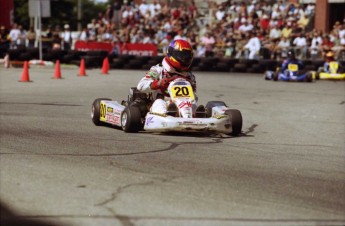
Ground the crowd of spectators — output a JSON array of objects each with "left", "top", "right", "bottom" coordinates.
[{"left": 1, "top": 0, "right": 345, "bottom": 61}]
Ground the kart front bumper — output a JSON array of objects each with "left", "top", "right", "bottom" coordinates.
[{"left": 143, "top": 113, "right": 232, "bottom": 134}]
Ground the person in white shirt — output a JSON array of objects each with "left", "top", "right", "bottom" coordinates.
[
  {"left": 174, "top": 29, "right": 187, "bottom": 41},
  {"left": 61, "top": 24, "right": 72, "bottom": 50},
  {"left": 9, "top": 23, "right": 21, "bottom": 49},
  {"left": 293, "top": 33, "right": 307, "bottom": 59},
  {"left": 276, "top": 36, "right": 291, "bottom": 59},
  {"left": 269, "top": 24, "right": 281, "bottom": 41},
  {"left": 238, "top": 18, "right": 254, "bottom": 33},
  {"left": 139, "top": 0, "right": 149, "bottom": 17},
  {"left": 244, "top": 31, "right": 261, "bottom": 59},
  {"left": 149, "top": 0, "right": 161, "bottom": 18},
  {"left": 215, "top": 5, "right": 226, "bottom": 21}
]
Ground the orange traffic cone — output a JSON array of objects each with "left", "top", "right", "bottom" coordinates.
[
  {"left": 53, "top": 60, "right": 62, "bottom": 79},
  {"left": 78, "top": 58, "right": 86, "bottom": 76},
  {"left": 19, "top": 61, "right": 31, "bottom": 82},
  {"left": 101, "top": 57, "right": 109, "bottom": 74}
]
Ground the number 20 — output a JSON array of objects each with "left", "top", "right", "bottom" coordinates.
[{"left": 174, "top": 87, "right": 189, "bottom": 96}]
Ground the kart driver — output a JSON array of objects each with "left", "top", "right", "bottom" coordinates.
[
  {"left": 137, "top": 39, "right": 204, "bottom": 116},
  {"left": 280, "top": 49, "right": 304, "bottom": 74},
  {"left": 322, "top": 51, "right": 344, "bottom": 73}
]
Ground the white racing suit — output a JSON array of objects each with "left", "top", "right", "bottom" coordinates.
[{"left": 137, "top": 58, "right": 198, "bottom": 114}]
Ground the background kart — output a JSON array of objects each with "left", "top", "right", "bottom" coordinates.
[
  {"left": 264, "top": 64, "right": 313, "bottom": 82},
  {"left": 91, "top": 78, "right": 243, "bottom": 136},
  {"left": 312, "top": 61, "right": 345, "bottom": 80}
]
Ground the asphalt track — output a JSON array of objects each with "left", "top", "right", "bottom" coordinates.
[{"left": 0, "top": 65, "right": 344, "bottom": 226}]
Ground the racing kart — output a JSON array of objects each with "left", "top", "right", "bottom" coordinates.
[
  {"left": 264, "top": 63, "right": 313, "bottom": 82},
  {"left": 312, "top": 61, "right": 345, "bottom": 80},
  {"left": 91, "top": 77, "right": 243, "bottom": 136}
]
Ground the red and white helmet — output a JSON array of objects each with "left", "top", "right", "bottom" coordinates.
[{"left": 165, "top": 39, "right": 194, "bottom": 72}]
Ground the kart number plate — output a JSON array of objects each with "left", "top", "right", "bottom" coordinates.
[
  {"left": 171, "top": 85, "right": 195, "bottom": 100},
  {"left": 100, "top": 102, "right": 107, "bottom": 121},
  {"left": 330, "top": 61, "right": 338, "bottom": 73},
  {"left": 288, "top": 64, "right": 298, "bottom": 72}
]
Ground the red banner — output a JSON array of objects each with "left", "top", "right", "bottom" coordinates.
[
  {"left": 74, "top": 41, "right": 158, "bottom": 56},
  {"left": 74, "top": 41, "right": 113, "bottom": 52},
  {"left": 121, "top": 43, "right": 157, "bottom": 56}
]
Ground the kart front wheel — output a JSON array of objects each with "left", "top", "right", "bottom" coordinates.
[
  {"left": 226, "top": 109, "right": 242, "bottom": 136},
  {"left": 91, "top": 98, "right": 112, "bottom": 126},
  {"left": 121, "top": 105, "right": 142, "bottom": 133}
]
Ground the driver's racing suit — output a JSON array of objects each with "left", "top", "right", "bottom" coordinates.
[
  {"left": 280, "top": 59, "right": 304, "bottom": 72},
  {"left": 137, "top": 57, "right": 198, "bottom": 114}
]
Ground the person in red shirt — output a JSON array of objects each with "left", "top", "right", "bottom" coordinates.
[
  {"left": 321, "top": 35, "right": 334, "bottom": 56},
  {"left": 260, "top": 14, "right": 270, "bottom": 31}
]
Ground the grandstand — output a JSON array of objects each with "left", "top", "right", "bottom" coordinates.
[{"left": 1, "top": 0, "right": 344, "bottom": 72}]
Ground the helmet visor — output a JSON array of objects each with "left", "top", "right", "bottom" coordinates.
[{"left": 170, "top": 47, "right": 193, "bottom": 68}]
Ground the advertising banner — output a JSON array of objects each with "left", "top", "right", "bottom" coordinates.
[{"left": 74, "top": 41, "right": 157, "bottom": 56}]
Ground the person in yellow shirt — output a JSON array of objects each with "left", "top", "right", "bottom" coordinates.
[
  {"left": 281, "top": 23, "right": 293, "bottom": 38},
  {"left": 297, "top": 15, "right": 309, "bottom": 30}
]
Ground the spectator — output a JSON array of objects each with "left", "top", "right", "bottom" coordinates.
[
  {"left": 104, "top": 4, "right": 114, "bottom": 25},
  {"left": 244, "top": 31, "right": 261, "bottom": 59},
  {"left": 188, "top": 0, "right": 198, "bottom": 19},
  {"left": 200, "top": 32, "right": 215, "bottom": 57},
  {"left": 149, "top": 0, "right": 161, "bottom": 18},
  {"left": 79, "top": 27, "right": 89, "bottom": 41},
  {"left": 297, "top": 14, "right": 310, "bottom": 31},
  {"left": 293, "top": 33, "right": 307, "bottom": 59},
  {"left": 215, "top": 5, "right": 226, "bottom": 21},
  {"left": 112, "top": 0, "right": 122, "bottom": 29},
  {"left": 139, "top": 0, "right": 150, "bottom": 17},
  {"left": 17, "top": 25, "right": 26, "bottom": 47},
  {"left": 281, "top": 22, "right": 293, "bottom": 38},
  {"left": 260, "top": 14, "right": 270, "bottom": 31},
  {"left": 275, "top": 36, "right": 291, "bottom": 59},
  {"left": 174, "top": 29, "right": 187, "bottom": 41},
  {"left": 26, "top": 26, "right": 36, "bottom": 48},
  {"left": 0, "top": 26, "right": 9, "bottom": 50},
  {"left": 60, "top": 24, "right": 72, "bottom": 50},
  {"left": 8, "top": 23, "right": 20, "bottom": 49},
  {"left": 238, "top": 18, "right": 254, "bottom": 33},
  {"left": 321, "top": 35, "right": 334, "bottom": 56},
  {"left": 269, "top": 24, "right": 281, "bottom": 41},
  {"left": 310, "top": 41, "right": 321, "bottom": 60}
]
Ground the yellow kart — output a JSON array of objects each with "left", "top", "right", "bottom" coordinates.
[{"left": 312, "top": 61, "right": 345, "bottom": 80}]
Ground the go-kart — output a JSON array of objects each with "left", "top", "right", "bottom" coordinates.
[
  {"left": 312, "top": 61, "right": 345, "bottom": 80},
  {"left": 264, "top": 63, "right": 313, "bottom": 82},
  {"left": 91, "top": 77, "right": 243, "bottom": 136}
]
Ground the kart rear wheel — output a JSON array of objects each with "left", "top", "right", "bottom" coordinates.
[
  {"left": 273, "top": 72, "right": 279, "bottom": 81},
  {"left": 205, "top": 101, "right": 227, "bottom": 118},
  {"left": 91, "top": 98, "right": 112, "bottom": 126},
  {"left": 306, "top": 72, "right": 313, "bottom": 82},
  {"left": 121, "top": 105, "right": 142, "bottom": 133},
  {"left": 315, "top": 72, "right": 320, "bottom": 80},
  {"left": 226, "top": 109, "right": 242, "bottom": 136}
]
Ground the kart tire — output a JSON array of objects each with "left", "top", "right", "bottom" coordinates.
[
  {"left": 205, "top": 101, "right": 227, "bottom": 118},
  {"left": 226, "top": 109, "right": 242, "bottom": 136},
  {"left": 306, "top": 72, "right": 313, "bottom": 82},
  {"left": 91, "top": 98, "right": 112, "bottom": 126},
  {"left": 273, "top": 71, "right": 279, "bottom": 81},
  {"left": 315, "top": 72, "right": 320, "bottom": 80},
  {"left": 121, "top": 105, "right": 142, "bottom": 133},
  {"left": 264, "top": 70, "right": 271, "bottom": 80}
]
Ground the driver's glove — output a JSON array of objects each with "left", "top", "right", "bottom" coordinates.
[{"left": 150, "top": 77, "right": 172, "bottom": 90}]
